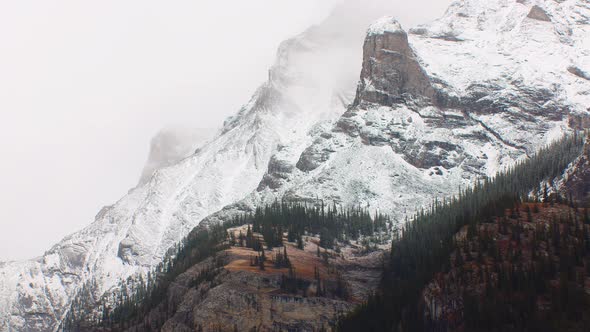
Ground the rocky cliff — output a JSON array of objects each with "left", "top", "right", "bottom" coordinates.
[{"left": 207, "top": 0, "right": 590, "bottom": 230}]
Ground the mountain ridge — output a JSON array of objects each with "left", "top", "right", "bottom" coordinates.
[
  {"left": 1, "top": 0, "right": 590, "bottom": 330},
  {"left": 204, "top": 0, "right": 589, "bottom": 231},
  {"left": 0, "top": 1, "right": 399, "bottom": 331}
]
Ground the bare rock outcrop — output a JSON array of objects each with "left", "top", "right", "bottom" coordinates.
[
  {"left": 296, "top": 138, "right": 336, "bottom": 172},
  {"left": 352, "top": 17, "right": 435, "bottom": 108}
]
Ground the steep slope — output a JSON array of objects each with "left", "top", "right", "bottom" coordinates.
[
  {"left": 0, "top": 2, "right": 401, "bottom": 331},
  {"left": 415, "top": 138, "right": 590, "bottom": 331},
  {"left": 206, "top": 0, "right": 590, "bottom": 228},
  {"left": 88, "top": 218, "right": 387, "bottom": 332},
  {"left": 2, "top": 0, "right": 589, "bottom": 331},
  {"left": 335, "top": 133, "right": 586, "bottom": 331},
  {"left": 151, "top": 237, "right": 383, "bottom": 332},
  {"left": 421, "top": 202, "right": 590, "bottom": 331}
]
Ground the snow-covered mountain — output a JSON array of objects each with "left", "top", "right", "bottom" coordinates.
[
  {"left": 0, "top": 1, "right": 399, "bottom": 331},
  {"left": 1, "top": 0, "right": 589, "bottom": 330},
  {"left": 205, "top": 0, "right": 590, "bottom": 226}
]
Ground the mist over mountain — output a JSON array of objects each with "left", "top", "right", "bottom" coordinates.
[
  {"left": 2, "top": 0, "right": 589, "bottom": 331},
  {"left": 0, "top": 0, "right": 339, "bottom": 262},
  {"left": 138, "top": 128, "right": 217, "bottom": 186}
]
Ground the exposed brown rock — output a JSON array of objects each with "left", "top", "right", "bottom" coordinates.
[
  {"left": 353, "top": 19, "right": 435, "bottom": 108},
  {"left": 123, "top": 229, "right": 384, "bottom": 332},
  {"left": 527, "top": 5, "right": 551, "bottom": 22}
]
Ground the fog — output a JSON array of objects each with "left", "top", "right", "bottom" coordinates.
[{"left": 0, "top": 0, "right": 451, "bottom": 261}]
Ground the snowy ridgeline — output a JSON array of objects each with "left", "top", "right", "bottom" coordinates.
[{"left": 1, "top": 0, "right": 590, "bottom": 331}]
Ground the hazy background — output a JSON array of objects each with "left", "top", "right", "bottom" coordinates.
[{"left": 0, "top": 0, "right": 451, "bottom": 261}]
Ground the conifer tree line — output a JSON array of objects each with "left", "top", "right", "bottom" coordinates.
[
  {"left": 65, "top": 198, "right": 390, "bottom": 330},
  {"left": 235, "top": 201, "right": 391, "bottom": 250},
  {"left": 337, "top": 132, "right": 586, "bottom": 331}
]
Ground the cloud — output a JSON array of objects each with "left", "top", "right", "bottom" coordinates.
[{"left": 138, "top": 127, "right": 217, "bottom": 186}]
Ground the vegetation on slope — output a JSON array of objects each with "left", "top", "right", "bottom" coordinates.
[
  {"left": 65, "top": 202, "right": 389, "bottom": 331},
  {"left": 337, "top": 133, "right": 586, "bottom": 331},
  {"left": 66, "top": 132, "right": 585, "bottom": 331},
  {"left": 425, "top": 201, "right": 590, "bottom": 331}
]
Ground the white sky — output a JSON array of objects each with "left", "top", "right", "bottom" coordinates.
[{"left": 0, "top": 0, "right": 450, "bottom": 261}]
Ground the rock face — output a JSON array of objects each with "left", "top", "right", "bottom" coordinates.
[
  {"left": 210, "top": 0, "right": 590, "bottom": 230},
  {"left": 527, "top": 5, "right": 551, "bottom": 21},
  {"left": 568, "top": 66, "right": 590, "bottom": 81},
  {"left": 353, "top": 17, "right": 435, "bottom": 107}
]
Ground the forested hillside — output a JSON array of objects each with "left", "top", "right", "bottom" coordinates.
[
  {"left": 64, "top": 203, "right": 391, "bottom": 331},
  {"left": 338, "top": 133, "right": 587, "bottom": 331},
  {"left": 65, "top": 133, "right": 587, "bottom": 331},
  {"left": 424, "top": 201, "right": 590, "bottom": 331}
]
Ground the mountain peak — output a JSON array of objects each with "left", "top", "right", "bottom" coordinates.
[
  {"left": 353, "top": 16, "right": 435, "bottom": 107},
  {"left": 367, "top": 16, "right": 404, "bottom": 36}
]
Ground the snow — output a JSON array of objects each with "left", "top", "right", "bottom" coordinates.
[
  {"left": 0, "top": 2, "right": 380, "bottom": 331},
  {"left": 238, "top": 0, "right": 590, "bottom": 227},
  {"left": 409, "top": 0, "right": 590, "bottom": 114},
  {"left": 368, "top": 16, "right": 404, "bottom": 36},
  {"left": 1, "top": 0, "right": 590, "bottom": 331}
]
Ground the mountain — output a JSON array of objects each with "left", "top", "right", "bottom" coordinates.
[
  {"left": 204, "top": 0, "right": 590, "bottom": 228},
  {"left": 338, "top": 133, "right": 588, "bottom": 331},
  {"left": 72, "top": 206, "right": 392, "bottom": 331},
  {"left": 0, "top": 1, "right": 400, "bottom": 331},
  {"left": 1, "top": 0, "right": 590, "bottom": 330}
]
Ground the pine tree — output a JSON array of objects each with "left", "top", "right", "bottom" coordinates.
[{"left": 297, "top": 234, "right": 304, "bottom": 250}]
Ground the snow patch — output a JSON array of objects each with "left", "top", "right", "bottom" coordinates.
[{"left": 368, "top": 16, "right": 405, "bottom": 36}]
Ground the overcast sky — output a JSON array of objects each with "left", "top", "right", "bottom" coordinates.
[{"left": 0, "top": 0, "right": 451, "bottom": 261}]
